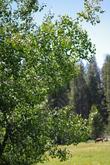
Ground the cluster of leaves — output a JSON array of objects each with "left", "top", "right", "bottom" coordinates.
[
  {"left": 0, "top": 105, "right": 52, "bottom": 165},
  {"left": 49, "top": 147, "right": 71, "bottom": 162},
  {"left": 0, "top": 104, "right": 90, "bottom": 165},
  {"left": 51, "top": 106, "right": 90, "bottom": 145},
  {"left": 78, "top": 0, "right": 104, "bottom": 25}
]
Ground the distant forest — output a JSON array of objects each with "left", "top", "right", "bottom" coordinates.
[{"left": 49, "top": 54, "right": 110, "bottom": 139}]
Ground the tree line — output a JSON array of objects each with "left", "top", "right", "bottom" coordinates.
[{"left": 49, "top": 55, "right": 110, "bottom": 139}]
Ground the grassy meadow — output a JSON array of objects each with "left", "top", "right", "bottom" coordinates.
[{"left": 37, "top": 141, "right": 110, "bottom": 165}]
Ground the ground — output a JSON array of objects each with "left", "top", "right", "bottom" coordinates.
[{"left": 36, "top": 141, "right": 110, "bottom": 165}]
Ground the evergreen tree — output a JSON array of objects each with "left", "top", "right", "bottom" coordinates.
[
  {"left": 87, "top": 56, "right": 101, "bottom": 108},
  {"left": 69, "top": 62, "right": 89, "bottom": 118},
  {"left": 87, "top": 56, "right": 108, "bottom": 137},
  {"left": 48, "top": 84, "right": 69, "bottom": 109},
  {"left": 89, "top": 105, "right": 105, "bottom": 139},
  {"left": 102, "top": 55, "right": 110, "bottom": 134}
]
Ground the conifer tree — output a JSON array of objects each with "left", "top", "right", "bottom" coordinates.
[
  {"left": 69, "top": 62, "right": 89, "bottom": 118},
  {"left": 87, "top": 56, "right": 101, "bottom": 108},
  {"left": 87, "top": 56, "right": 108, "bottom": 137},
  {"left": 102, "top": 55, "right": 110, "bottom": 134}
]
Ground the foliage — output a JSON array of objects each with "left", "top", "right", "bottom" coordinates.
[
  {"left": 50, "top": 106, "right": 89, "bottom": 145},
  {"left": 102, "top": 55, "right": 110, "bottom": 134},
  {"left": 86, "top": 56, "right": 108, "bottom": 138},
  {"left": 49, "top": 147, "right": 71, "bottom": 162},
  {"left": 0, "top": 0, "right": 97, "bottom": 164},
  {"left": 78, "top": 0, "right": 104, "bottom": 25},
  {"left": 0, "top": 105, "right": 53, "bottom": 165},
  {"left": 87, "top": 56, "right": 101, "bottom": 107},
  {"left": 48, "top": 84, "right": 69, "bottom": 109},
  {"left": 69, "top": 62, "right": 90, "bottom": 118},
  {"left": 88, "top": 105, "right": 104, "bottom": 139}
]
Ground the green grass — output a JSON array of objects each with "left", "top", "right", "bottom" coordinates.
[{"left": 37, "top": 141, "right": 110, "bottom": 165}]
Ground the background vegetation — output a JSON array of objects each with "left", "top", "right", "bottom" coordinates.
[{"left": 0, "top": 0, "right": 110, "bottom": 165}]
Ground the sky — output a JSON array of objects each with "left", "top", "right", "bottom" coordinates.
[{"left": 36, "top": 0, "right": 110, "bottom": 68}]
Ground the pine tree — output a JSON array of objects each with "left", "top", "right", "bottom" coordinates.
[
  {"left": 69, "top": 62, "right": 89, "bottom": 118},
  {"left": 102, "top": 55, "right": 110, "bottom": 134},
  {"left": 87, "top": 56, "right": 101, "bottom": 108},
  {"left": 87, "top": 56, "right": 108, "bottom": 137},
  {"left": 48, "top": 84, "right": 69, "bottom": 109}
]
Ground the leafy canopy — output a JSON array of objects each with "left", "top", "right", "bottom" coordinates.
[{"left": 0, "top": 0, "right": 97, "bottom": 164}]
